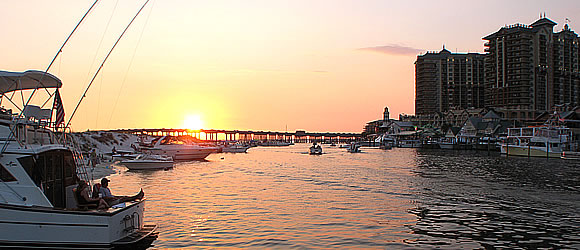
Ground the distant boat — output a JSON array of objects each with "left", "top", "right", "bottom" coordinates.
[
  {"left": 347, "top": 143, "right": 361, "bottom": 153},
  {"left": 260, "top": 141, "right": 293, "bottom": 146},
  {"left": 143, "top": 136, "right": 218, "bottom": 160},
  {"left": 309, "top": 143, "right": 323, "bottom": 155},
  {"left": 223, "top": 143, "right": 251, "bottom": 153},
  {"left": 397, "top": 139, "right": 421, "bottom": 148},
  {"left": 112, "top": 152, "right": 141, "bottom": 161},
  {"left": 121, "top": 154, "right": 173, "bottom": 170}
]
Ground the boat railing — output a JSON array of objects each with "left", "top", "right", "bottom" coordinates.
[
  {"left": 58, "top": 127, "right": 92, "bottom": 187},
  {"left": 508, "top": 127, "right": 571, "bottom": 140}
]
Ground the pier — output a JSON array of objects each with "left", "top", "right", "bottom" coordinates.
[{"left": 109, "top": 128, "right": 362, "bottom": 143}]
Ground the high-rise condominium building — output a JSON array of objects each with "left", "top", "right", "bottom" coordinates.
[
  {"left": 415, "top": 47, "right": 485, "bottom": 116},
  {"left": 483, "top": 17, "right": 580, "bottom": 121}
]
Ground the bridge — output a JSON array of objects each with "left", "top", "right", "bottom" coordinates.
[{"left": 108, "top": 128, "right": 362, "bottom": 143}]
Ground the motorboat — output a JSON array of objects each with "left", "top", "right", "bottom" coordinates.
[
  {"left": 121, "top": 154, "right": 174, "bottom": 170},
  {"left": 397, "top": 139, "right": 422, "bottom": 148},
  {"left": 437, "top": 137, "right": 459, "bottom": 149},
  {"left": 112, "top": 152, "right": 141, "bottom": 161},
  {"left": 0, "top": 70, "right": 157, "bottom": 248},
  {"left": 376, "top": 134, "right": 394, "bottom": 150},
  {"left": 222, "top": 143, "right": 251, "bottom": 153},
  {"left": 500, "top": 126, "right": 571, "bottom": 158},
  {"left": 347, "top": 142, "right": 361, "bottom": 153},
  {"left": 143, "top": 136, "right": 218, "bottom": 160},
  {"left": 259, "top": 141, "right": 293, "bottom": 146},
  {"left": 309, "top": 143, "right": 323, "bottom": 155}
]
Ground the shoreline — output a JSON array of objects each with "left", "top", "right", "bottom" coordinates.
[{"left": 81, "top": 162, "right": 119, "bottom": 181}]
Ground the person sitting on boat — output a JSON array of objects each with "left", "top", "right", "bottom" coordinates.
[
  {"left": 75, "top": 180, "right": 108, "bottom": 209},
  {"left": 91, "top": 183, "right": 102, "bottom": 198},
  {"left": 99, "top": 178, "right": 144, "bottom": 205}
]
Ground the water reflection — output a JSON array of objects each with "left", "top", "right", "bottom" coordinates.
[
  {"left": 105, "top": 145, "right": 580, "bottom": 248},
  {"left": 410, "top": 149, "right": 580, "bottom": 249}
]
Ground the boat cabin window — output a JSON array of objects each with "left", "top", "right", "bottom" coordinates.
[
  {"left": 528, "top": 142, "right": 545, "bottom": 147},
  {"left": 0, "top": 164, "right": 17, "bottom": 182},
  {"left": 18, "top": 150, "right": 77, "bottom": 208}
]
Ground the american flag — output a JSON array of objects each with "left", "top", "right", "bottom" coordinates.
[{"left": 53, "top": 89, "right": 65, "bottom": 127}]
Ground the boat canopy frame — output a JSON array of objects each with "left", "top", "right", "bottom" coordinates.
[{"left": 0, "top": 70, "right": 62, "bottom": 95}]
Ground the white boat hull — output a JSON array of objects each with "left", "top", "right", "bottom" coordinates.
[
  {"left": 500, "top": 145, "right": 562, "bottom": 158},
  {"left": 0, "top": 201, "right": 155, "bottom": 248},
  {"left": 398, "top": 140, "right": 421, "bottom": 148},
  {"left": 222, "top": 146, "right": 250, "bottom": 153},
  {"left": 121, "top": 160, "right": 173, "bottom": 170},
  {"left": 309, "top": 148, "right": 322, "bottom": 155},
  {"left": 438, "top": 142, "right": 455, "bottom": 150},
  {"left": 148, "top": 146, "right": 216, "bottom": 160}
]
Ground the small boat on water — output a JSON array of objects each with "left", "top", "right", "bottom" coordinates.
[
  {"left": 397, "top": 139, "right": 422, "bottom": 148},
  {"left": 222, "top": 143, "right": 251, "bottom": 153},
  {"left": 121, "top": 154, "right": 174, "bottom": 170},
  {"left": 112, "top": 152, "right": 141, "bottom": 161},
  {"left": 309, "top": 143, "right": 323, "bottom": 155},
  {"left": 141, "top": 136, "right": 218, "bottom": 160},
  {"left": 259, "top": 141, "right": 293, "bottom": 146},
  {"left": 347, "top": 143, "right": 361, "bottom": 153}
]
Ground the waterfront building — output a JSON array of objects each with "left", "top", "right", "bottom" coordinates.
[
  {"left": 415, "top": 47, "right": 486, "bottom": 116},
  {"left": 363, "top": 107, "right": 393, "bottom": 137},
  {"left": 399, "top": 107, "right": 487, "bottom": 128},
  {"left": 553, "top": 24, "right": 580, "bottom": 107},
  {"left": 483, "top": 16, "right": 580, "bottom": 122}
]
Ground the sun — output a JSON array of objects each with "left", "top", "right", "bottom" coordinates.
[{"left": 183, "top": 115, "right": 204, "bottom": 130}]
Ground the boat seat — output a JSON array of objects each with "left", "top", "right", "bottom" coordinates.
[{"left": 71, "top": 188, "right": 97, "bottom": 210}]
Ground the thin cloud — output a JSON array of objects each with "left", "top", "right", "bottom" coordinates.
[{"left": 358, "top": 44, "right": 423, "bottom": 56}]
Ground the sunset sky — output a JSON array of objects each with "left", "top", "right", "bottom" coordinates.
[{"left": 2, "top": 0, "right": 579, "bottom": 132}]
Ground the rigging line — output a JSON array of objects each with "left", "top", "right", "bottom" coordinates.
[
  {"left": 19, "top": 80, "right": 25, "bottom": 109},
  {"left": 65, "top": 0, "right": 150, "bottom": 129},
  {"left": 2, "top": 94, "right": 25, "bottom": 114},
  {"left": 0, "top": 0, "right": 100, "bottom": 155},
  {"left": 33, "top": 0, "right": 102, "bottom": 102},
  {"left": 107, "top": 0, "right": 155, "bottom": 128},
  {"left": 83, "top": 0, "right": 119, "bottom": 99}
]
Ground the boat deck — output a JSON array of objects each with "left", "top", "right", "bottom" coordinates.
[{"left": 112, "top": 224, "right": 158, "bottom": 247}]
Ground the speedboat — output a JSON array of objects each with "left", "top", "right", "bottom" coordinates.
[
  {"left": 0, "top": 70, "right": 157, "bottom": 248},
  {"left": 309, "top": 143, "right": 323, "bottom": 155},
  {"left": 347, "top": 142, "right": 361, "bottom": 153},
  {"left": 121, "top": 154, "right": 173, "bottom": 170},
  {"left": 112, "top": 153, "right": 141, "bottom": 161},
  {"left": 222, "top": 143, "right": 250, "bottom": 153},
  {"left": 143, "top": 136, "right": 218, "bottom": 160},
  {"left": 259, "top": 141, "right": 293, "bottom": 146}
]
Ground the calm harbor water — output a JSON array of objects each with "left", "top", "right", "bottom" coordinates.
[{"left": 108, "top": 144, "right": 580, "bottom": 249}]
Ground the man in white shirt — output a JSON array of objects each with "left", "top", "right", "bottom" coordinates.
[{"left": 99, "top": 178, "right": 144, "bottom": 205}]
